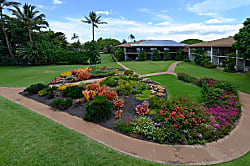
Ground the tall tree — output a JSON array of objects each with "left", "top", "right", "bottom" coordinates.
[
  {"left": 81, "top": 11, "right": 107, "bottom": 41},
  {"left": 233, "top": 18, "right": 250, "bottom": 60},
  {"left": 71, "top": 33, "right": 79, "bottom": 41},
  {"left": 11, "top": 3, "right": 48, "bottom": 45},
  {"left": 0, "top": 0, "right": 20, "bottom": 64},
  {"left": 128, "top": 34, "right": 135, "bottom": 42}
]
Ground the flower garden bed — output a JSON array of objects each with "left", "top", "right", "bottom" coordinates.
[{"left": 20, "top": 68, "right": 241, "bottom": 145}]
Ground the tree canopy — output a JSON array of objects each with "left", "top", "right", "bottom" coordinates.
[
  {"left": 233, "top": 18, "right": 250, "bottom": 60},
  {"left": 180, "top": 39, "right": 203, "bottom": 45}
]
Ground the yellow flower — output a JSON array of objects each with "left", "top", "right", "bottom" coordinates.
[
  {"left": 58, "top": 85, "right": 67, "bottom": 91},
  {"left": 60, "top": 71, "right": 72, "bottom": 77}
]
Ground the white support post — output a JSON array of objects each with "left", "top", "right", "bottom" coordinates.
[
  {"left": 236, "top": 50, "right": 238, "bottom": 71},
  {"left": 124, "top": 48, "right": 127, "bottom": 61},
  {"left": 188, "top": 48, "right": 191, "bottom": 61},
  {"left": 211, "top": 47, "right": 213, "bottom": 63}
]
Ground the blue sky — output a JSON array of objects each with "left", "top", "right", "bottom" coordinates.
[{"left": 13, "top": 0, "right": 250, "bottom": 43}]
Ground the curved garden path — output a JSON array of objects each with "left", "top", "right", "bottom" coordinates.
[{"left": 0, "top": 61, "right": 250, "bottom": 165}]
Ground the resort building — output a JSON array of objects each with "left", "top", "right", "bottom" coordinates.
[
  {"left": 186, "top": 37, "right": 249, "bottom": 71},
  {"left": 118, "top": 40, "right": 184, "bottom": 61}
]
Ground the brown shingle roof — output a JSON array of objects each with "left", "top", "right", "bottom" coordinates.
[{"left": 186, "top": 36, "right": 236, "bottom": 48}]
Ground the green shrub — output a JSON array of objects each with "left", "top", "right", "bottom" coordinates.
[
  {"left": 101, "top": 76, "right": 117, "bottom": 87},
  {"left": 149, "top": 96, "right": 167, "bottom": 109},
  {"left": 115, "top": 118, "right": 134, "bottom": 134},
  {"left": 50, "top": 98, "right": 73, "bottom": 110},
  {"left": 152, "top": 50, "right": 160, "bottom": 61},
  {"left": 55, "top": 50, "right": 89, "bottom": 65},
  {"left": 152, "top": 127, "right": 166, "bottom": 144},
  {"left": 24, "top": 83, "right": 48, "bottom": 95},
  {"left": 138, "top": 51, "right": 146, "bottom": 61},
  {"left": 62, "top": 86, "right": 84, "bottom": 99},
  {"left": 164, "top": 50, "right": 171, "bottom": 60},
  {"left": 176, "top": 50, "right": 183, "bottom": 61},
  {"left": 116, "top": 81, "right": 133, "bottom": 96},
  {"left": 84, "top": 96, "right": 114, "bottom": 122},
  {"left": 204, "top": 62, "right": 216, "bottom": 68},
  {"left": 124, "top": 70, "right": 134, "bottom": 76},
  {"left": 78, "top": 82, "right": 87, "bottom": 89},
  {"left": 38, "top": 89, "right": 49, "bottom": 96},
  {"left": 136, "top": 90, "right": 153, "bottom": 100}
]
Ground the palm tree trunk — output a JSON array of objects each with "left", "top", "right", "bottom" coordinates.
[
  {"left": 92, "top": 23, "right": 94, "bottom": 41},
  {"left": 28, "top": 24, "right": 33, "bottom": 46},
  {"left": 0, "top": 9, "right": 18, "bottom": 64}
]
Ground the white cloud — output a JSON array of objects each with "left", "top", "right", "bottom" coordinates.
[
  {"left": 187, "top": 0, "right": 250, "bottom": 14},
  {"left": 49, "top": 15, "right": 243, "bottom": 43},
  {"left": 147, "top": 22, "right": 152, "bottom": 25},
  {"left": 36, "top": 4, "right": 56, "bottom": 10},
  {"left": 137, "top": 8, "right": 150, "bottom": 12},
  {"left": 156, "top": 21, "right": 170, "bottom": 26},
  {"left": 206, "top": 18, "right": 235, "bottom": 24},
  {"left": 53, "top": 0, "right": 63, "bottom": 5},
  {"left": 161, "top": 10, "right": 168, "bottom": 13},
  {"left": 96, "top": 10, "right": 111, "bottom": 16}
]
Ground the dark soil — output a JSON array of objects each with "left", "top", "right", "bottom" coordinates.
[{"left": 20, "top": 92, "right": 145, "bottom": 130}]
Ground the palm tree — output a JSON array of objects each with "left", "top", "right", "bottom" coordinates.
[
  {"left": 11, "top": 3, "right": 48, "bottom": 45},
  {"left": 128, "top": 34, "right": 135, "bottom": 42},
  {"left": 71, "top": 33, "right": 79, "bottom": 41},
  {"left": 0, "top": 0, "right": 20, "bottom": 64},
  {"left": 81, "top": 11, "right": 107, "bottom": 41}
]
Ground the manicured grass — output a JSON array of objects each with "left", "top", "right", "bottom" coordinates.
[
  {"left": 148, "top": 74, "right": 203, "bottom": 103},
  {"left": 0, "top": 54, "right": 119, "bottom": 87},
  {"left": 122, "top": 60, "right": 176, "bottom": 75},
  {"left": 0, "top": 96, "right": 162, "bottom": 166},
  {"left": 175, "top": 62, "right": 250, "bottom": 94}
]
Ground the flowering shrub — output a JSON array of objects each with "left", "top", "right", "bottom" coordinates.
[
  {"left": 113, "top": 99, "right": 124, "bottom": 108},
  {"left": 177, "top": 73, "right": 199, "bottom": 85},
  {"left": 135, "top": 105, "right": 150, "bottom": 115},
  {"left": 159, "top": 97, "right": 209, "bottom": 129},
  {"left": 60, "top": 71, "right": 72, "bottom": 77},
  {"left": 77, "top": 67, "right": 92, "bottom": 73},
  {"left": 115, "top": 110, "right": 123, "bottom": 119},
  {"left": 76, "top": 72, "right": 91, "bottom": 80},
  {"left": 58, "top": 83, "right": 75, "bottom": 91}
]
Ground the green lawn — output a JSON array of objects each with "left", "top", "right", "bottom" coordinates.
[
  {"left": 122, "top": 60, "right": 176, "bottom": 75},
  {"left": 0, "top": 54, "right": 119, "bottom": 87},
  {"left": 147, "top": 74, "right": 202, "bottom": 103},
  {"left": 175, "top": 62, "right": 250, "bottom": 94}
]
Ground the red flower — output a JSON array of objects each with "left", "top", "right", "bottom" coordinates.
[{"left": 165, "top": 118, "right": 168, "bottom": 121}]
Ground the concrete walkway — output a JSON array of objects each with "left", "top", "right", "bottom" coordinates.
[
  {"left": 114, "top": 58, "right": 182, "bottom": 78},
  {"left": 0, "top": 88, "right": 249, "bottom": 165}
]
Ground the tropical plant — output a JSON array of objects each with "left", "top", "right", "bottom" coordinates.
[
  {"left": 84, "top": 41, "right": 100, "bottom": 64},
  {"left": 0, "top": 0, "right": 20, "bottom": 64},
  {"left": 128, "top": 34, "right": 135, "bottom": 42},
  {"left": 138, "top": 50, "right": 146, "bottom": 61},
  {"left": 81, "top": 11, "right": 107, "bottom": 41},
  {"left": 11, "top": 3, "right": 48, "bottom": 45},
  {"left": 84, "top": 95, "right": 113, "bottom": 122},
  {"left": 152, "top": 49, "right": 160, "bottom": 61},
  {"left": 233, "top": 18, "right": 250, "bottom": 60},
  {"left": 71, "top": 33, "right": 79, "bottom": 41}
]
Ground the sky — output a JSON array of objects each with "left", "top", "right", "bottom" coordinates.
[{"left": 12, "top": 0, "right": 250, "bottom": 43}]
